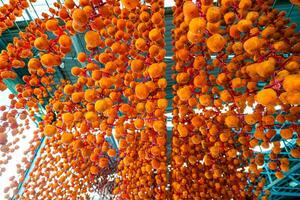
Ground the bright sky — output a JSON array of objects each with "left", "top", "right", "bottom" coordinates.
[
  {"left": 165, "top": 0, "right": 175, "bottom": 7},
  {"left": 0, "top": 89, "right": 36, "bottom": 199}
]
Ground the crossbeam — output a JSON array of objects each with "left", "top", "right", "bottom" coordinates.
[
  {"left": 271, "top": 191, "right": 300, "bottom": 197},
  {"left": 264, "top": 162, "right": 300, "bottom": 190}
]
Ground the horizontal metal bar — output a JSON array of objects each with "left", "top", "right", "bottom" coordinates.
[
  {"left": 273, "top": 186, "right": 300, "bottom": 190},
  {"left": 265, "top": 162, "right": 300, "bottom": 190},
  {"left": 263, "top": 157, "right": 300, "bottom": 162},
  {"left": 271, "top": 192, "right": 300, "bottom": 197},
  {"left": 262, "top": 173, "right": 300, "bottom": 177}
]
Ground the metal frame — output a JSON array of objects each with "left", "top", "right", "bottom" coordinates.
[{"left": 0, "top": 0, "right": 299, "bottom": 199}]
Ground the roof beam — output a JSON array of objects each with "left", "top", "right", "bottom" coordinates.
[
  {"left": 271, "top": 191, "right": 300, "bottom": 197},
  {"left": 11, "top": 137, "right": 46, "bottom": 200},
  {"left": 264, "top": 162, "right": 300, "bottom": 190}
]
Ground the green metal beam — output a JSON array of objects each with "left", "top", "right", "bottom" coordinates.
[
  {"left": 271, "top": 191, "right": 300, "bottom": 197},
  {"left": 265, "top": 162, "right": 300, "bottom": 190},
  {"left": 11, "top": 137, "right": 46, "bottom": 200}
]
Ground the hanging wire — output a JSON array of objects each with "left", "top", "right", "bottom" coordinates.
[
  {"left": 272, "top": 0, "right": 278, "bottom": 8},
  {"left": 287, "top": 4, "right": 295, "bottom": 18},
  {"left": 13, "top": 21, "right": 22, "bottom": 33}
]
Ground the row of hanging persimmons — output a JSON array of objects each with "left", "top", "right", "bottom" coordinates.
[{"left": 0, "top": 0, "right": 299, "bottom": 199}]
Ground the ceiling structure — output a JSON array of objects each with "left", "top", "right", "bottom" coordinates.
[{"left": 0, "top": 0, "right": 299, "bottom": 199}]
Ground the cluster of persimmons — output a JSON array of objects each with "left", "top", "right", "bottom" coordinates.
[
  {"left": 171, "top": 0, "right": 300, "bottom": 199},
  {"left": 0, "top": 0, "right": 36, "bottom": 36},
  {"left": 0, "top": 0, "right": 299, "bottom": 199}
]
